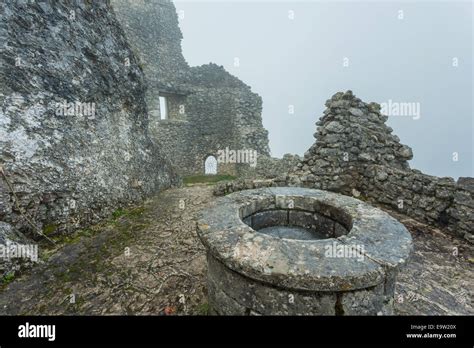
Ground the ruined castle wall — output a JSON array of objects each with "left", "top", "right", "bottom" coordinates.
[
  {"left": 215, "top": 91, "right": 473, "bottom": 243},
  {"left": 148, "top": 82, "right": 266, "bottom": 176},
  {"left": 182, "top": 87, "right": 242, "bottom": 175},
  {"left": 111, "top": 0, "right": 190, "bottom": 122},
  {"left": 111, "top": 0, "right": 270, "bottom": 176},
  {"left": 291, "top": 91, "right": 473, "bottom": 243},
  {"left": 362, "top": 165, "right": 473, "bottom": 242},
  {"left": 149, "top": 120, "right": 191, "bottom": 174},
  {"left": 0, "top": 1, "right": 179, "bottom": 244},
  {"left": 183, "top": 64, "right": 270, "bottom": 175},
  {"left": 238, "top": 154, "right": 302, "bottom": 179},
  {"left": 110, "top": 0, "right": 189, "bottom": 91}
]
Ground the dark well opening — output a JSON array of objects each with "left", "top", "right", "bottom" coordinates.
[{"left": 242, "top": 206, "right": 352, "bottom": 241}]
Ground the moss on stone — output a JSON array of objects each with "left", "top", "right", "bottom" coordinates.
[
  {"left": 43, "top": 224, "right": 58, "bottom": 236},
  {"left": 196, "top": 302, "right": 210, "bottom": 315},
  {"left": 1, "top": 272, "right": 15, "bottom": 286},
  {"left": 183, "top": 175, "right": 236, "bottom": 186},
  {"left": 112, "top": 208, "right": 127, "bottom": 220}
]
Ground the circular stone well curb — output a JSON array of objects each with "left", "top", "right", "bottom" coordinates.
[{"left": 196, "top": 187, "right": 413, "bottom": 315}]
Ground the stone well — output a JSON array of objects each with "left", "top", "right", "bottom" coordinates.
[{"left": 196, "top": 187, "right": 413, "bottom": 315}]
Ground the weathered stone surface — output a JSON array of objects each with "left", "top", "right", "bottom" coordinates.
[
  {"left": 0, "top": 222, "right": 35, "bottom": 278},
  {"left": 207, "top": 276, "right": 248, "bottom": 315},
  {"left": 0, "top": 222, "right": 27, "bottom": 246},
  {"left": 110, "top": 0, "right": 270, "bottom": 176},
  {"left": 239, "top": 154, "right": 301, "bottom": 180},
  {"left": 220, "top": 91, "right": 472, "bottom": 243},
  {"left": 339, "top": 283, "right": 388, "bottom": 315},
  {"left": 250, "top": 210, "right": 287, "bottom": 230},
  {"left": 0, "top": 186, "right": 470, "bottom": 316},
  {"left": 207, "top": 254, "right": 337, "bottom": 315},
  {"left": 0, "top": 185, "right": 212, "bottom": 315},
  {"left": 0, "top": 1, "right": 470, "bottom": 319},
  {"left": 0, "top": 0, "right": 179, "bottom": 275},
  {"left": 197, "top": 187, "right": 412, "bottom": 315},
  {"left": 457, "top": 177, "right": 474, "bottom": 192}
]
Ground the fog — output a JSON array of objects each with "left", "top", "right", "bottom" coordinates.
[{"left": 176, "top": 0, "right": 473, "bottom": 179}]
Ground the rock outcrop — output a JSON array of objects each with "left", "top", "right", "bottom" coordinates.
[{"left": 0, "top": 0, "right": 179, "bottom": 256}]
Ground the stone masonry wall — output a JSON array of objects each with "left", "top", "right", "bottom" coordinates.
[
  {"left": 239, "top": 154, "right": 302, "bottom": 179},
  {"left": 111, "top": 0, "right": 270, "bottom": 176},
  {"left": 110, "top": 0, "right": 189, "bottom": 91},
  {"left": 215, "top": 91, "right": 473, "bottom": 243},
  {"left": 0, "top": 0, "right": 179, "bottom": 252},
  {"left": 291, "top": 91, "right": 473, "bottom": 243},
  {"left": 111, "top": 0, "right": 189, "bottom": 122}
]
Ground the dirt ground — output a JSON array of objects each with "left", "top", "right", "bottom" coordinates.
[{"left": 0, "top": 184, "right": 472, "bottom": 315}]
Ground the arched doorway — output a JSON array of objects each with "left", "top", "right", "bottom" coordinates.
[{"left": 204, "top": 155, "right": 218, "bottom": 175}]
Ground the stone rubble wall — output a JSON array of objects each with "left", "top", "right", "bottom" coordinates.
[
  {"left": 238, "top": 154, "right": 301, "bottom": 179},
  {"left": 0, "top": 0, "right": 179, "bottom": 256},
  {"left": 110, "top": 1, "right": 270, "bottom": 175},
  {"left": 215, "top": 91, "right": 473, "bottom": 243},
  {"left": 360, "top": 165, "right": 473, "bottom": 243},
  {"left": 291, "top": 91, "right": 473, "bottom": 243}
]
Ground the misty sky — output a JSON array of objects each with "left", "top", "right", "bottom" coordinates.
[{"left": 175, "top": 0, "right": 473, "bottom": 179}]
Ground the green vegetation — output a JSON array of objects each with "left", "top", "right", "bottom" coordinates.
[
  {"left": 112, "top": 206, "right": 145, "bottom": 220},
  {"left": 196, "top": 302, "right": 210, "bottom": 315},
  {"left": 112, "top": 208, "right": 127, "bottom": 220},
  {"left": 1, "top": 272, "right": 15, "bottom": 286},
  {"left": 39, "top": 228, "right": 96, "bottom": 262},
  {"left": 39, "top": 204, "right": 146, "bottom": 257},
  {"left": 43, "top": 224, "right": 58, "bottom": 236},
  {"left": 126, "top": 206, "right": 146, "bottom": 218},
  {"left": 183, "top": 174, "right": 236, "bottom": 186},
  {"left": 51, "top": 228, "right": 94, "bottom": 245}
]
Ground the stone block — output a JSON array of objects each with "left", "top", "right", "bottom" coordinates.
[
  {"left": 339, "top": 283, "right": 385, "bottom": 315},
  {"left": 250, "top": 210, "right": 288, "bottom": 230},
  {"left": 313, "top": 213, "right": 335, "bottom": 238}
]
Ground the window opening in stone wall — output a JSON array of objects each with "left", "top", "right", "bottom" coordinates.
[
  {"left": 159, "top": 96, "right": 168, "bottom": 120},
  {"left": 204, "top": 156, "right": 218, "bottom": 175}
]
